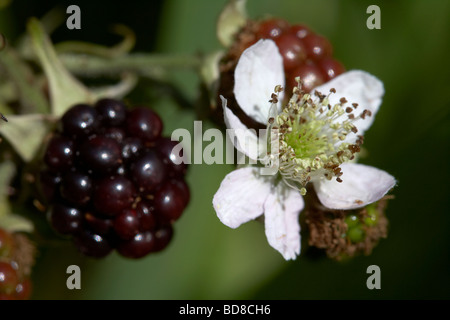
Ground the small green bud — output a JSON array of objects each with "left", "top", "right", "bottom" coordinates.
[
  {"left": 345, "top": 214, "right": 359, "bottom": 228},
  {"left": 364, "top": 204, "right": 379, "bottom": 227},
  {"left": 348, "top": 227, "right": 365, "bottom": 243}
]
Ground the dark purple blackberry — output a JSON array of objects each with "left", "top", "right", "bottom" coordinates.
[
  {"left": 113, "top": 209, "right": 140, "bottom": 240},
  {"left": 156, "top": 137, "right": 188, "bottom": 177},
  {"left": 125, "top": 107, "right": 163, "bottom": 142},
  {"left": 130, "top": 150, "right": 166, "bottom": 193},
  {"left": 84, "top": 212, "right": 113, "bottom": 235},
  {"left": 121, "top": 137, "right": 143, "bottom": 162},
  {"left": 135, "top": 200, "right": 157, "bottom": 232},
  {"left": 116, "top": 232, "right": 155, "bottom": 259},
  {"left": 102, "top": 127, "right": 125, "bottom": 143},
  {"left": 61, "top": 104, "right": 99, "bottom": 138},
  {"left": 95, "top": 98, "right": 127, "bottom": 127},
  {"left": 44, "top": 135, "right": 75, "bottom": 172},
  {"left": 78, "top": 135, "right": 122, "bottom": 174},
  {"left": 153, "top": 225, "right": 174, "bottom": 252},
  {"left": 74, "top": 229, "right": 113, "bottom": 258},
  {"left": 38, "top": 170, "right": 61, "bottom": 202},
  {"left": 48, "top": 203, "right": 83, "bottom": 235},
  {"left": 93, "top": 176, "right": 135, "bottom": 216},
  {"left": 154, "top": 179, "right": 188, "bottom": 223},
  {"left": 60, "top": 171, "right": 92, "bottom": 206},
  {"left": 39, "top": 99, "right": 190, "bottom": 259}
]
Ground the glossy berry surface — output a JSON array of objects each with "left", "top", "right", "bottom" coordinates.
[
  {"left": 0, "top": 261, "right": 19, "bottom": 295},
  {"left": 60, "top": 171, "right": 93, "bottom": 206},
  {"left": 275, "top": 33, "right": 307, "bottom": 71},
  {"left": 130, "top": 151, "right": 166, "bottom": 193},
  {"left": 114, "top": 209, "right": 140, "bottom": 240},
  {"left": 61, "top": 104, "right": 99, "bottom": 138},
  {"left": 78, "top": 136, "right": 122, "bottom": 174},
  {"left": 116, "top": 232, "right": 155, "bottom": 259},
  {"left": 74, "top": 229, "right": 113, "bottom": 258},
  {"left": 40, "top": 99, "right": 190, "bottom": 259},
  {"left": 95, "top": 98, "right": 127, "bottom": 127},
  {"left": 154, "top": 180, "right": 187, "bottom": 223},
  {"left": 93, "top": 176, "right": 135, "bottom": 216},
  {"left": 156, "top": 137, "right": 187, "bottom": 177},
  {"left": 49, "top": 203, "right": 83, "bottom": 235},
  {"left": 44, "top": 136, "right": 75, "bottom": 172},
  {"left": 125, "top": 107, "right": 163, "bottom": 142}
]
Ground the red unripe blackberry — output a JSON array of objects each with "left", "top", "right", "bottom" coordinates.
[
  {"left": 0, "top": 261, "right": 19, "bottom": 295},
  {"left": 216, "top": 18, "right": 346, "bottom": 130},
  {"left": 302, "top": 33, "right": 333, "bottom": 61},
  {"left": 274, "top": 33, "right": 307, "bottom": 71},
  {"left": 39, "top": 99, "right": 190, "bottom": 259},
  {"left": 288, "top": 62, "right": 326, "bottom": 93},
  {"left": 256, "top": 18, "right": 289, "bottom": 39}
]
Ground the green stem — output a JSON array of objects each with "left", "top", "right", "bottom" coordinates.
[
  {"left": 0, "top": 46, "right": 50, "bottom": 114},
  {"left": 60, "top": 52, "right": 203, "bottom": 80}
]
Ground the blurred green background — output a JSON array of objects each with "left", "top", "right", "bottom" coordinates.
[{"left": 1, "top": 0, "right": 449, "bottom": 299}]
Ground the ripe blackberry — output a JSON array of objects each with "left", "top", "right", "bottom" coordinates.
[
  {"left": 215, "top": 18, "right": 346, "bottom": 128},
  {"left": 39, "top": 98, "right": 190, "bottom": 259}
]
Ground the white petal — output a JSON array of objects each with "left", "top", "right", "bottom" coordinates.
[
  {"left": 313, "top": 70, "right": 384, "bottom": 142},
  {"left": 234, "top": 39, "right": 285, "bottom": 124},
  {"left": 264, "top": 184, "right": 304, "bottom": 260},
  {"left": 314, "top": 163, "right": 396, "bottom": 210},
  {"left": 221, "top": 96, "right": 266, "bottom": 161},
  {"left": 213, "top": 167, "right": 272, "bottom": 229}
]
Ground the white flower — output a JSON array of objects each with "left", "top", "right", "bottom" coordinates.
[{"left": 213, "top": 39, "right": 396, "bottom": 260}]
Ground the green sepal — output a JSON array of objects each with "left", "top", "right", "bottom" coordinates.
[
  {"left": 216, "top": 0, "right": 247, "bottom": 47},
  {"left": 27, "top": 18, "right": 94, "bottom": 117},
  {"left": 0, "top": 113, "right": 55, "bottom": 162},
  {"left": 0, "top": 160, "right": 33, "bottom": 232}
]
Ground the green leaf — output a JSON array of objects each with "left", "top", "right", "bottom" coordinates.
[
  {"left": 199, "top": 50, "right": 224, "bottom": 110},
  {"left": 0, "top": 160, "right": 15, "bottom": 219},
  {"left": 27, "top": 18, "right": 94, "bottom": 117},
  {"left": 0, "top": 113, "right": 54, "bottom": 162},
  {"left": 216, "top": 0, "right": 247, "bottom": 47},
  {"left": 0, "top": 213, "right": 34, "bottom": 233},
  {"left": 0, "top": 45, "right": 50, "bottom": 114}
]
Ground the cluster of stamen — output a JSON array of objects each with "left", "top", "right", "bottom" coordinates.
[{"left": 266, "top": 79, "right": 371, "bottom": 195}]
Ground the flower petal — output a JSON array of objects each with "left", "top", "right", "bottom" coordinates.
[
  {"left": 213, "top": 167, "right": 272, "bottom": 229},
  {"left": 314, "top": 163, "right": 396, "bottom": 210},
  {"left": 313, "top": 70, "right": 384, "bottom": 142},
  {"left": 234, "top": 39, "right": 285, "bottom": 124},
  {"left": 221, "top": 96, "right": 265, "bottom": 161},
  {"left": 264, "top": 184, "right": 304, "bottom": 260}
]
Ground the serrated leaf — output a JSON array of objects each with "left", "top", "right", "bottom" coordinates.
[
  {"left": 217, "top": 0, "right": 247, "bottom": 47},
  {"left": 0, "top": 113, "right": 54, "bottom": 162},
  {"left": 27, "top": 18, "right": 93, "bottom": 117}
]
